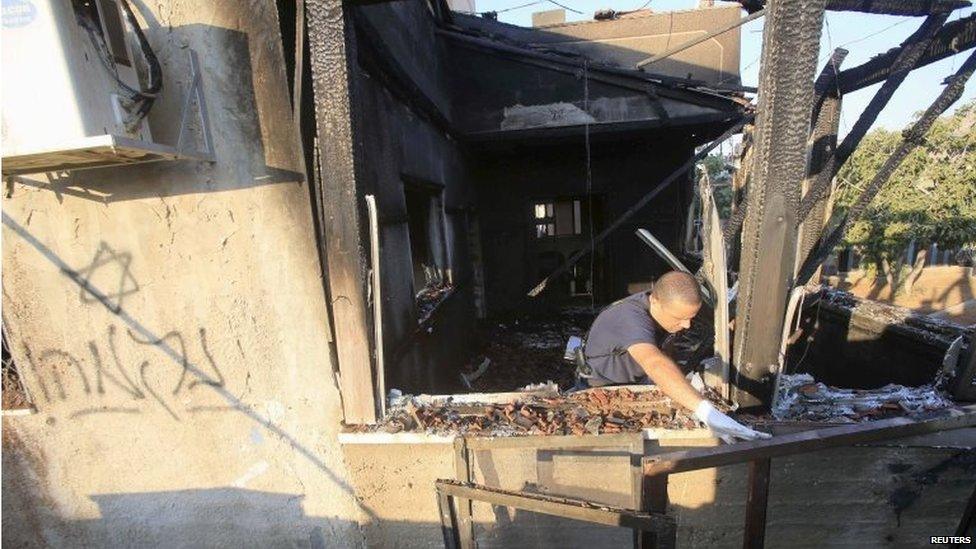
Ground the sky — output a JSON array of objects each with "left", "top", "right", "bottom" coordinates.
[{"left": 469, "top": 0, "right": 976, "bottom": 137}]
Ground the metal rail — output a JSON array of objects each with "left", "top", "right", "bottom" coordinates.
[{"left": 641, "top": 406, "right": 976, "bottom": 548}]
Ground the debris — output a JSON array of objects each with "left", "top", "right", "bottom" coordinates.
[
  {"left": 354, "top": 385, "right": 722, "bottom": 437},
  {"left": 417, "top": 283, "right": 454, "bottom": 324},
  {"left": 772, "top": 373, "right": 956, "bottom": 423}
]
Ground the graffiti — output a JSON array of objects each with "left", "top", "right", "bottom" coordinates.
[
  {"left": 72, "top": 242, "right": 140, "bottom": 313},
  {"left": 22, "top": 324, "right": 229, "bottom": 421}
]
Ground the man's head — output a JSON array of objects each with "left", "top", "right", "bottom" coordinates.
[{"left": 648, "top": 271, "right": 702, "bottom": 333}]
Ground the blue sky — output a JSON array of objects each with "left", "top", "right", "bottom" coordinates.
[{"left": 471, "top": 0, "right": 976, "bottom": 137}]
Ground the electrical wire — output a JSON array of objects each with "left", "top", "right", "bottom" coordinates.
[
  {"left": 583, "top": 60, "right": 595, "bottom": 312},
  {"left": 545, "top": 0, "right": 583, "bottom": 14},
  {"left": 76, "top": 0, "right": 162, "bottom": 130}
]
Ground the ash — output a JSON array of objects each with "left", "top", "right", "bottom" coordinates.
[{"left": 773, "top": 373, "right": 956, "bottom": 423}]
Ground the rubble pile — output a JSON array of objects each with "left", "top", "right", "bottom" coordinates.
[
  {"left": 360, "top": 386, "right": 732, "bottom": 437},
  {"left": 773, "top": 373, "right": 956, "bottom": 423}
]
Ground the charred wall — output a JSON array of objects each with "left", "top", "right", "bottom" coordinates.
[
  {"left": 473, "top": 136, "right": 696, "bottom": 315},
  {"left": 352, "top": 3, "right": 478, "bottom": 393}
]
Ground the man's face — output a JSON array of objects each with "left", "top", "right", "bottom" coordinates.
[{"left": 649, "top": 295, "right": 701, "bottom": 334}]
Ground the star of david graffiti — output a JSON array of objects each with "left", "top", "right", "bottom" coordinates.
[{"left": 76, "top": 243, "right": 140, "bottom": 313}]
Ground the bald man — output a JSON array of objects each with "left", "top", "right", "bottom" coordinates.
[{"left": 578, "top": 271, "right": 769, "bottom": 442}]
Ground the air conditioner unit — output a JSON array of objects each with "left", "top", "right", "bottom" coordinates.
[{"left": 1, "top": 0, "right": 212, "bottom": 176}]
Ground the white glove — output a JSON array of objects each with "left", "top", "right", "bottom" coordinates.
[{"left": 694, "top": 400, "right": 772, "bottom": 444}]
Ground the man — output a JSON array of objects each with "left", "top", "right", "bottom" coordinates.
[{"left": 579, "top": 271, "right": 769, "bottom": 442}]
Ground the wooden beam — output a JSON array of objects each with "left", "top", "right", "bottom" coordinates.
[
  {"left": 797, "top": 49, "right": 846, "bottom": 281},
  {"left": 452, "top": 438, "right": 475, "bottom": 549},
  {"left": 732, "top": 0, "right": 826, "bottom": 410},
  {"left": 437, "top": 490, "right": 460, "bottom": 549},
  {"left": 306, "top": 0, "right": 377, "bottom": 423},
  {"left": 435, "top": 480, "right": 677, "bottom": 535},
  {"left": 643, "top": 407, "right": 976, "bottom": 476},
  {"left": 798, "top": 12, "right": 952, "bottom": 225},
  {"left": 823, "top": 14, "right": 976, "bottom": 96},
  {"left": 824, "top": 0, "right": 968, "bottom": 15}
]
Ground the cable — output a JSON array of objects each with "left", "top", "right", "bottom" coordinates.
[
  {"left": 583, "top": 60, "right": 595, "bottom": 312},
  {"left": 75, "top": 0, "right": 162, "bottom": 130},
  {"left": 545, "top": 0, "right": 583, "bottom": 14},
  {"left": 817, "top": 16, "right": 913, "bottom": 69}
]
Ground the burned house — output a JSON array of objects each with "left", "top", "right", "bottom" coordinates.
[
  {"left": 2, "top": 0, "right": 975, "bottom": 547},
  {"left": 308, "top": 3, "right": 748, "bottom": 408}
]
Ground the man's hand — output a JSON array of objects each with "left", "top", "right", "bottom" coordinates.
[{"left": 694, "top": 400, "right": 772, "bottom": 444}]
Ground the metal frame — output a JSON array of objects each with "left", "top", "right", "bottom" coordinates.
[
  {"left": 174, "top": 49, "right": 215, "bottom": 161},
  {"left": 452, "top": 434, "right": 648, "bottom": 548},
  {"left": 439, "top": 407, "right": 976, "bottom": 548},
  {"left": 436, "top": 479, "right": 677, "bottom": 549}
]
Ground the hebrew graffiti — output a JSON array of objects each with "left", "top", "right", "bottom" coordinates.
[{"left": 21, "top": 324, "right": 229, "bottom": 420}]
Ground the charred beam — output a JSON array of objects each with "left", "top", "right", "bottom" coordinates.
[
  {"left": 736, "top": 0, "right": 968, "bottom": 15},
  {"left": 823, "top": 13, "right": 976, "bottom": 96},
  {"left": 798, "top": 11, "right": 952, "bottom": 224},
  {"left": 797, "top": 49, "right": 976, "bottom": 285},
  {"left": 307, "top": 0, "right": 378, "bottom": 423},
  {"left": 797, "top": 48, "right": 847, "bottom": 276},
  {"left": 731, "top": 0, "right": 826, "bottom": 411},
  {"left": 824, "top": 0, "right": 968, "bottom": 15}
]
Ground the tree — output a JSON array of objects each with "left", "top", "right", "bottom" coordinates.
[
  {"left": 700, "top": 153, "right": 733, "bottom": 219},
  {"left": 833, "top": 100, "right": 976, "bottom": 293}
]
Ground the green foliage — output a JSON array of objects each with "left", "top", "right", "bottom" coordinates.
[
  {"left": 700, "top": 153, "right": 733, "bottom": 219},
  {"left": 833, "top": 100, "right": 976, "bottom": 271}
]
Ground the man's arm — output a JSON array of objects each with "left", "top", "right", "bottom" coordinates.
[
  {"left": 627, "top": 343, "right": 771, "bottom": 442},
  {"left": 627, "top": 343, "right": 703, "bottom": 411}
]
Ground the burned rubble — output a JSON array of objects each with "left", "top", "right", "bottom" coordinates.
[{"left": 355, "top": 384, "right": 733, "bottom": 437}]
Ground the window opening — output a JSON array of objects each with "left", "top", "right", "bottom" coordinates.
[
  {"left": 533, "top": 199, "right": 584, "bottom": 238},
  {"left": 405, "top": 184, "right": 453, "bottom": 321}
]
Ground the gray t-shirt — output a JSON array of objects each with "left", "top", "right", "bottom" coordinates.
[{"left": 584, "top": 291, "right": 665, "bottom": 384}]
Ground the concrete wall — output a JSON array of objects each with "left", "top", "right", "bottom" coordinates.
[
  {"left": 343, "top": 432, "right": 976, "bottom": 548},
  {"left": 1, "top": 1, "right": 365, "bottom": 545},
  {"left": 454, "top": 5, "right": 742, "bottom": 86}
]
